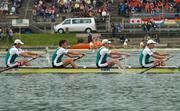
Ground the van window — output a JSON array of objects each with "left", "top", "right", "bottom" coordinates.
[
  {"left": 63, "top": 20, "right": 71, "bottom": 25},
  {"left": 72, "top": 19, "right": 81, "bottom": 24},
  {"left": 82, "top": 19, "right": 91, "bottom": 23},
  {"left": 72, "top": 19, "right": 92, "bottom": 24}
]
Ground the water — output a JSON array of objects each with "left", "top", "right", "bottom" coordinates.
[
  {"left": 0, "top": 50, "right": 180, "bottom": 111},
  {"left": 0, "top": 73, "right": 180, "bottom": 111}
]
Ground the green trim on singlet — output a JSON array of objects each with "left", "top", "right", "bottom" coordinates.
[
  {"left": 5, "top": 48, "right": 18, "bottom": 65},
  {"left": 139, "top": 49, "right": 151, "bottom": 66},
  {"left": 96, "top": 47, "right": 108, "bottom": 64},
  {"left": 51, "top": 48, "right": 64, "bottom": 63}
]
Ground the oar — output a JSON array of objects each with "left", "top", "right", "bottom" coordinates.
[
  {"left": 138, "top": 55, "right": 173, "bottom": 74},
  {"left": 118, "top": 56, "right": 130, "bottom": 74},
  {"left": 45, "top": 47, "right": 51, "bottom": 66},
  {"left": 73, "top": 54, "right": 85, "bottom": 61},
  {"left": 0, "top": 53, "right": 46, "bottom": 73}
]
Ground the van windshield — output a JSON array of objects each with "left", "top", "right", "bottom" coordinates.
[{"left": 63, "top": 20, "right": 71, "bottom": 25}]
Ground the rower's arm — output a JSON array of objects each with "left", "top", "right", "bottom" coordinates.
[
  {"left": 109, "top": 51, "right": 129, "bottom": 58},
  {"left": 152, "top": 53, "right": 166, "bottom": 59},
  {"left": 66, "top": 51, "right": 84, "bottom": 57},
  {"left": 110, "top": 51, "right": 129, "bottom": 56},
  {"left": 154, "top": 51, "right": 169, "bottom": 56},
  {"left": 20, "top": 51, "right": 40, "bottom": 57}
]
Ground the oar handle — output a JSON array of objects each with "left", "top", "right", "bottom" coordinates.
[
  {"left": 164, "top": 55, "right": 173, "bottom": 61},
  {"left": 73, "top": 54, "right": 85, "bottom": 61}
]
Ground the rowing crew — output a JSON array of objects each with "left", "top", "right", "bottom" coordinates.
[{"left": 5, "top": 39, "right": 170, "bottom": 69}]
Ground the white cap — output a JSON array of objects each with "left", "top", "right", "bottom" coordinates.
[
  {"left": 147, "top": 39, "right": 156, "bottom": 44},
  {"left": 14, "top": 39, "right": 24, "bottom": 45},
  {"left": 102, "top": 39, "right": 111, "bottom": 44}
]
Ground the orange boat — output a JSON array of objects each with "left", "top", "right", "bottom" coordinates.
[{"left": 71, "top": 42, "right": 102, "bottom": 49}]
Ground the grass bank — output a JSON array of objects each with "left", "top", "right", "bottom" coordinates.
[{"left": 0, "top": 33, "right": 77, "bottom": 47}]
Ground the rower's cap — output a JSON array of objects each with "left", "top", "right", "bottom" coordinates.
[
  {"left": 147, "top": 39, "right": 156, "bottom": 44},
  {"left": 102, "top": 39, "right": 111, "bottom": 44},
  {"left": 14, "top": 39, "right": 24, "bottom": 45}
]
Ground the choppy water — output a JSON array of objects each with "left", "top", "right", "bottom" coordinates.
[
  {"left": 0, "top": 73, "right": 180, "bottom": 111},
  {"left": 0, "top": 49, "right": 180, "bottom": 111}
]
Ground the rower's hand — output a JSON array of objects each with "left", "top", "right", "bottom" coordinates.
[
  {"left": 154, "top": 60, "right": 161, "bottom": 66},
  {"left": 164, "top": 55, "right": 172, "bottom": 61},
  {"left": 79, "top": 54, "right": 85, "bottom": 58},
  {"left": 165, "top": 53, "right": 170, "bottom": 56},
  {"left": 32, "top": 54, "right": 41, "bottom": 58},
  {"left": 15, "top": 61, "right": 25, "bottom": 66},
  {"left": 126, "top": 53, "right": 131, "bottom": 57}
]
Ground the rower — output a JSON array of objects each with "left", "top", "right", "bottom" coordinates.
[
  {"left": 52, "top": 40, "right": 85, "bottom": 68},
  {"left": 123, "top": 38, "right": 129, "bottom": 48},
  {"left": 139, "top": 39, "right": 169, "bottom": 68},
  {"left": 96, "top": 39, "right": 129, "bottom": 69},
  {"left": 139, "top": 40, "right": 145, "bottom": 49},
  {"left": 5, "top": 39, "right": 40, "bottom": 67},
  {"left": 89, "top": 36, "right": 97, "bottom": 49}
]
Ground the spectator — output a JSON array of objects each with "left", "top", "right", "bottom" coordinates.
[
  {"left": 117, "top": 23, "right": 122, "bottom": 32},
  {"left": 64, "top": 1, "right": 70, "bottom": 13},
  {"left": 10, "top": 5, "right": 16, "bottom": 15},
  {"left": 111, "top": 23, "right": 116, "bottom": 37},
  {"left": 154, "top": 34, "right": 160, "bottom": 44},
  {"left": 118, "top": 3, "right": 125, "bottom": 16},
  {"left": 101, "top": 9, "right": 107, "bottom": 22},
  {"left": 142, "top": 22, "right": 147, "bottom": 32},
  {"left": 124, "top": 3, "right": 129, "bottom": 17},
  {"left": 88, "top": 32, "right": 93, "bottom": 43},
  {"left": 150, "top": 21, "right": 158, "bottom": 30},
  {"left": 50, "top": 12, "right": 56, "bottom": 22},
  {"left": 146, "top": 21, "right": 151, "bottom": 32},
  {"left": 3, "top": 1, "right": 9, "bottom": 15},
  {"left": 119, "top": 35, "right": 125, "bottom": 44},
  {"left": 57, "top": 0, "right": 64, "bottom": 13},
  {"left": 123, "top": 38, "right": 129, "bottom": 48},
  {"left": 93, "top": 0, "right": 96, "bottom": 8},
  {"left": 7, "top": 28, "right": 13, "bottom": 42},
  {"left": 32, "top": 7, "right": 37, "bottom": 22},
  {"left": 0, "top": 27, "right": 2, "bottom": 40},
  {"left": 108, "top": 1, "right": 112, "bottom": 12},
  {"left": 144, "top": 34, "right": 151, "bottom": 43},
  {"left": 175, "top": 3, "right": 180, "bottom": 16}
]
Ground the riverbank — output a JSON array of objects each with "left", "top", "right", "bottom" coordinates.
[{"left": 0, "top": 33, "right": 77, "bottom": 47}]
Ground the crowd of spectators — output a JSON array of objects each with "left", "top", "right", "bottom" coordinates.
[
  {"left": 118, "top": 0, "right": 180, "bottom": 17},
  {"left": 32, "top": 0, "right": 113, "bottom": 22},
  {"left": 142, "top": 20, "right": 159, "bottom": 33},
  {"left": 0, "top": 26, "right": 14, "bottom": 42},
  {"left": 0, "top": 0, "right": 23, "bottom": 15}
]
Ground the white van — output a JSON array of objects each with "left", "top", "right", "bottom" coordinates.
[{"left": 54, "top": 18, "right": 96, "bottom": 33}]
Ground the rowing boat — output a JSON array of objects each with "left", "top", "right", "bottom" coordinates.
[{"left": 0, "top": 66, "right": 179, "bottom": 74}]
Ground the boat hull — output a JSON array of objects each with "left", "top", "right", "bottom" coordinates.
[{"left": 1, "top": 67, "right": 179, "bottom": 74}]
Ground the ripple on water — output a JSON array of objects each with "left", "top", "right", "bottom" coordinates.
[{"left": 0, "top": 73, "right": 180, "bottom": 111}]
